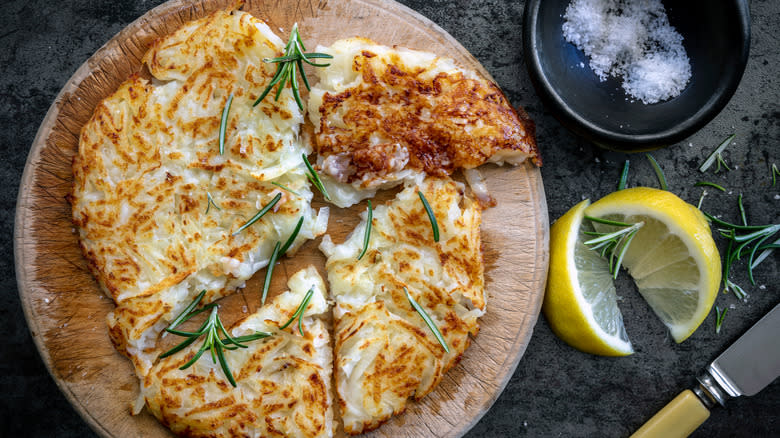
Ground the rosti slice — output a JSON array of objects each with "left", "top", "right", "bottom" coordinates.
[
  {"left": 307, "top": 37, "right": 539, "bottom": 207},
  {"left": 69, "top": 10, "right": 328, "bottom": 375},
  {"left": 141, "top": 266, "right": 334, "bottom": 438},
  {"left": 319, "top": 177, "right": 484, "bottom": 434}
]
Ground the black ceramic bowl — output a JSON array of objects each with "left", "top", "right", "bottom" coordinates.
[{"left": 523, "top": 0, "right": 750, "bottom": 152}]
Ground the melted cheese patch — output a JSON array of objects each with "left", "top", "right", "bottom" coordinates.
[
  {"left": 320, "top": 177, "right": 484, "bottom": 434},
  {"left": 141, "top": 266, "right": 334, "bottom": 438},
  {"left": 70, "top": 10, "right": 327, "bottom": 375}
]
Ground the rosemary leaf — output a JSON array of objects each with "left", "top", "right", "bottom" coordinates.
[
  {"left": 232, "top": 193, "right": 282, "bottom": 236},
  {"left": 302, "top": 153, "right": 331, "bottom": 201},
  {"left": 271, "top": 181, "right": 301, "bottom": 196},
  {"left": 279, "top": 216, "right": 305, "bottom": 255},
  {"left": 737, "top": 194, "right": 747, "bottom": 227},
  {"left": 206, "top": 191, "right": 222, "bottom": 214},
  {"left": 699, "top": 134, "right": 735, "bottom": 173},
  {"left": 219, "top": 93, "right": 234, "bottom": 155},
  {"left": 618, "top": 160, "right": 629, "bottom": 191},
  {"left": 226, "top": 332, "right": 273, "bottom": 344},
  {"left": 261, "top": 242, "right": 281, "bottom": 306},
  {"left": 418, "top": 191, "right": 439, "bottom": 242},
  {"left": 726, "top": 279, "right": 747, "bottom": 299},
  {"left": 404, "top": 287, "right": 449, "bottom": 353},
  {"left": 694, "top": 181, "right": 726, "bottom": 192},
  {"left": 715, "top": 306, "right": 727, "bottom": 334},
  {"left": 645, "top": 153, "right": 668, "bottom": 190},
  {"left": 168, "top": 290, "right": 207, "bottom": 330},
  {"left": 279, "top": 286, "right": 315, "bottom": 336},
  {"left": 751, "top": 237, "right": 779, "bottom": 270},
  {"left": 772, "top": 163, "right": 779, "bottom": 186},
  {"left": 357, "top": 200, "right": 373, "bottom": 260}
]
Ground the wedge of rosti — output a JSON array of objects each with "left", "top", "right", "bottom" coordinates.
[
  {"left": 307, "top": 37, "right": 539, "bottom": 207},
  {"left": 70, "top": 9, "right": 328, "bottom": 375},
  {"left": 141, "top": 266, "right": 334, "bottom": 438},
  {"left": 319, "top": 177, "right": 484, "bottom": 434}
]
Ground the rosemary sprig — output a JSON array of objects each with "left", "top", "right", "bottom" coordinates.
[
  {"left": 772, "top": 163, "right": 779, "bottom": 186},
  {"left": 583, "top": 216, "right": 644, "bottom": 279},
  {"left": 699, "top": 134, "right": 734, "bottom": 173},
  {"left": 695, "top": 181, "right": 726, "bottom": 192},
  {"left": 279, "top": 286, "right": 315, "bottom": 336},
  {"left": 302, "top": 154, "right": 331, "bottom": 200},
  {"left": 271, "top": 181, "right": 301, "bottom": 197},
  {"left": 232, "top": 193, "right": 282, "bottom": 236},
  {"left": 704, "top": 212, "right": 780, "bottom": 286},
  {"left": 725, "top": 279, "right": 747, "bottom": 299},
  {"left": 253, "top": 23, "right": 333, "bottom": 111},
  {"left": 418, "top": 191, "right": 440, "bottom": 242},
  {"left": 404, "top": 287, "right": 449, "bottom": 353},
  {"left": 205, "top": 191, "right": 222, "bottom": 214},
  {"left": 357, "top": 200, "right": 373, "bottom": 260},
  {"left": 646, "top": 153, "right": 668, "bottom": 190},
  {"left": 160, "top": 298, "right": 271, "bottom": 387},
  {"left": 618, "top": 160, "right": 629, "bottom": 191},
  {"left": 219, "top": 93, "right": 234, "bottom": 155},
  {"left": 715, "top": 306, "right": 727, "bottom": 334},
  {"left": 261, "top": 216, "right": 304, "bottom": 305}
]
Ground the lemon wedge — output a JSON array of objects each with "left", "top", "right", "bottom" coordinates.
[{"left": 544, "top": 188, "right": 721, "bottom": 356}]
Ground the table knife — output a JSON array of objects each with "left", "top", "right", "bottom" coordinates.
[{"left": 631, "top": 302, "right": 780, "bottom": 438}]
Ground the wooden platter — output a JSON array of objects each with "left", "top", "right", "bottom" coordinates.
[{"left": 14, "top": 0, "right": 549, "bottom": 436}]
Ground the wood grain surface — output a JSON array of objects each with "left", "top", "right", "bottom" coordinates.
[{"left": 14, "top": 0, "right": 549, "bottom": 436}]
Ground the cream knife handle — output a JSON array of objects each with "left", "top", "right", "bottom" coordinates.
[{"left": 630, "top": 390, "right": 710, "bottom": 438}]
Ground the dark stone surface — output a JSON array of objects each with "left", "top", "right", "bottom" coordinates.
[{"left": 2, "top": 0, "right": 777, "bottom": 436}]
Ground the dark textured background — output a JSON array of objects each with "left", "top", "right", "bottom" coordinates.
[{"left": 2, "top": 0, "right": 778, "bottom": 436}]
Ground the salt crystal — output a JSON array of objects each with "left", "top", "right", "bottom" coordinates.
[
  {"left": 595, "top": 157, "right": 600, "bottom": 163},
  {"left": 775, "top": 194, "right": 780, "bottom": 200},
  {"left": 562, "top": 0, "right": 691, "bottom": 104},
  {"left": 242, "top": 305, "right": 248, "bottom": 313},
  {"left": 759, "top": 285, "right": 766, "bottom": 290},
  {"left": 44, "top": 298, "right": 49, "bottom": 303}
]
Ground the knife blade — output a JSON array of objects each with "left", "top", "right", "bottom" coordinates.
[
  {"left": 631, "top": 302, "right": 780, "bottom": 438},
  {"left": 703, "top": 301, "right": 780, "bottom": 399}
]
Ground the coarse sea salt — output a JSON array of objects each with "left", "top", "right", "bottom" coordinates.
[{"left": 562, "top": 0, "right": 692, "bottom": 104}]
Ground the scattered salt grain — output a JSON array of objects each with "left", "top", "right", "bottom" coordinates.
[
  {"left": 729, "top": 304, "right": 736, "bottom": 310},
  {"left": 242, "top": 305, "right": 248, "bottom": 313},
  {"left": 562, "top": 0, "right": 691, "bottom": 104},
  {"left": 775, "top": 194, "right": 780, "bottom": 200},
  {"left": 759, "top": 285, "right": 766, "bottom": 290},
  {"left": 44, "top": 298, "right": 50, "bottom": 303}
]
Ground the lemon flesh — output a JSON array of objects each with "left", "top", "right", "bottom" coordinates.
[
  {"left": 544, "top": 199, "right": 633, "bottom": 356},
  {"left": 585, "top": 187, "right": 721, "bottom": 343}
]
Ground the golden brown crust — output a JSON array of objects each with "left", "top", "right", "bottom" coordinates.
[
  {"left": 312, "top": 41, "right": 540, "bottom": 188},
  {"left": 322, "top": 177, "right": 484, "bottom": 434}
]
